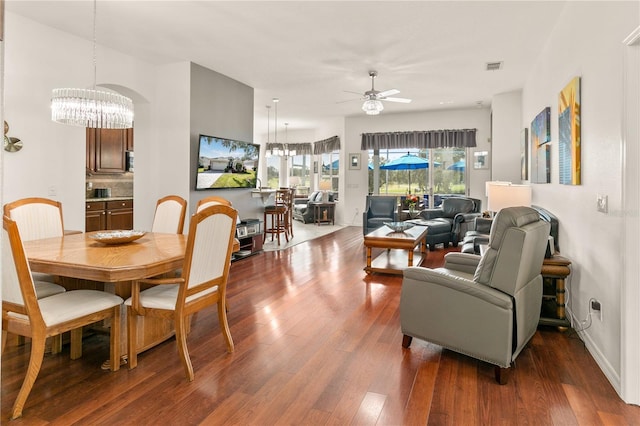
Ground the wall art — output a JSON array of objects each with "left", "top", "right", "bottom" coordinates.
[{"left": 559, "top": 76, "right": 581, "bottom": 185}]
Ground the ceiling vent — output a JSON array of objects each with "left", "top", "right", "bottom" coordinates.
[{"left": 485, "top": 61, "right": 503, "bottom": 71}]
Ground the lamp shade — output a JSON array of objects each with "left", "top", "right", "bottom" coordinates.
[
  {"left": 487, "top": 183, "right": 531, "bottom": 212},
  {"left": 362, "top": 99, "right": 384, "bottom": 115}
]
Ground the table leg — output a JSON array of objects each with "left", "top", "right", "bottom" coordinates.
[
  {"left": 408, "top": 249, "right": 414, "bottom": 267},
  {"left": 366, "top": 247, "right": 372, "bottom": 269},
  {"left": 556, "top": 278, "right": 566, "bottom": 321}
]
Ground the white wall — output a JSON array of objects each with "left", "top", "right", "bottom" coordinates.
[
  {"left": 3, "top": 12, "right": 159, "bottom": 231},
  {"left": 522, "top": 1, "right": 639, "bottom": 396},
  {"left": 343, "top": 108, "right": 491, "bottom": 226},
  {"left": 491, "top": 90, "right": 523, "bottom": 183}
]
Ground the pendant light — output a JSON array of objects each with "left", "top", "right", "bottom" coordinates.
[{"left": 51, "top": 0, "right": 134, "bottom": 129}]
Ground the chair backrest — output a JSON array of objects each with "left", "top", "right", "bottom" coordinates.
[
  {"left": 366, "top": 195, "right": 397, "bottom": 218},
  {"left": 179, "top": 204, "right": 238, "bottom": 302},
  {"left": 3, "top": 197, "right": 64, "bottom": 241},
  {"left": 2, "top": 216, "right": 43, "bottom": 325},
  {"left": 196, "top": 196, "right": 232, "bottom": 212},
  {"left": 151, "top": 195, "right": 187, "bottom": 234},
  {"left": 474, "top": 206, "right": 551, "bottom": 296},
  {"left": 440, "top": 197, "right": 475, "bottom": 218}
]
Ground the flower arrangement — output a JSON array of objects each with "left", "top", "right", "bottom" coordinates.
[{"left": 407, "top": 194, "right": 419, "bottom": 209}]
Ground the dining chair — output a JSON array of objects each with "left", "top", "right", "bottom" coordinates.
[
  {"left": 126, "top": 204, "right": 238, "bottom": 381},
  {"left": 2, "top": 215, "right": 123, "bottom": 419},
  {"left": 3, "top": 197, "right": 67, "bottom": 298},
  {"left": 196, "top": 195, "right": 232, "bottom": 212},
  {"left": 151, "top": 195, "right": 187, "bottom": 234}
]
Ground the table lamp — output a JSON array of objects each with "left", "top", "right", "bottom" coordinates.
[{"left": 486, "top": 182, "right": 532, "bottom": 215}]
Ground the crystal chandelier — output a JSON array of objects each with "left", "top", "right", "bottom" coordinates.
[
  {"left": 51, "top": 0, "right": 134, "bottom": 129},
  {"left": 362, "top": 99, "right": 384, "bottom": 115}
]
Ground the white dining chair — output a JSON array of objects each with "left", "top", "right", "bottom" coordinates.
[
  {"left": 151, "top": 195, "right": 187, "bottom": 234},
  {"left": 126, "top": 204, "right": 238, "bottom": 381},
  {"left": 3, "top": 198, "right": 67, "bottom": 298},
  {"left": 2, "top": 215, "right": 123, "bottom": 419}
]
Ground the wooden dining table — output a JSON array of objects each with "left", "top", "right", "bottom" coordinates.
[{"left": 23, "top": 231, "right": 239, "bottom": 360}]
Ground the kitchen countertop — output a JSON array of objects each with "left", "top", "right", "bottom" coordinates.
[{"left": 86, "top": 197, "right": 133, "bottom": 202}]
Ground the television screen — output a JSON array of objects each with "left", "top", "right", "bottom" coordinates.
[{"left": 196, "top": 134, "right": 259, "bottom": 190}]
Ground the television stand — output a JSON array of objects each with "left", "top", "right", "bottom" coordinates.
[{"left": 233, "top": 219, "right": 263, "bottom": 261}]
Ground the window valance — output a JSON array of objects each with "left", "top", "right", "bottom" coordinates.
[
  {"left": 287, "top": 143, "right": 313, "bottom": 155},
  {"left": 313, "top": 135, "right": 341, "bottom": 155},
  {"left": 265, "top": 142, "right": 313, "bottom": 155},
  {"left": 360, "top": 129, "right": 477, "bottom": 150}
]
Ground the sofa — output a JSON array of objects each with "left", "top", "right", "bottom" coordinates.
[
  {"left": 411, "top": 196, "right": 482, "bottom": 250},
  {"left": 362, "top": 195, "right": 398, "bottom": 235},
  {"left": 292, "top": 191, "right": 334, "bottom": 223}
]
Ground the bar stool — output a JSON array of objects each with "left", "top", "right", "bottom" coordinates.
[
  {"left": 282, "top": 187, "right": 295, "bottom": 239},
  {"left": 263, "top": 189, "right": 289, "bottom": 245}
]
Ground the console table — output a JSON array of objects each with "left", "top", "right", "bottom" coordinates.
[{"left": 311, "top": 202, "right": 335, "bottom": 225}]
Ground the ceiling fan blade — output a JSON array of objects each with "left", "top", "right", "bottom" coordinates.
[
  {"left": 343, "top": 90, "right": 364, "bottom": 96},
  {"left": 377, "top": 89, "right": 400, "bottom": 98},
  {"left": 383, "top": 97, "right": 412, "bottom": 103},
  {"left": 336, "top": 97, "right": 362, "bottom": 104}
]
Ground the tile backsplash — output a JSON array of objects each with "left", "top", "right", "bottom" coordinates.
[{"left": 86, "top": 173, "right": 133, "bottom": 198}]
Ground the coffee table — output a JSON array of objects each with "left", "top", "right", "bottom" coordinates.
[{"left": 363, "top": 224, "right": 428, "bottom": 275}]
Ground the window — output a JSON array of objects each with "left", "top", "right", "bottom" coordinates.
[
  {"left": 368, "top": 148, "right": 466, "bottom": 206},
  {"left": 290, "top": 153, "right": 311, "bottom": 196},
  {"left": 320, "top": 151, "right": 339, "bottom": 196}
]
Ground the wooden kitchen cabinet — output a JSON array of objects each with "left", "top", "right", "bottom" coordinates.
[
  {"left": 86, "top": 128, "right": 128, "bottom": 173},
  {"left": 86, "top": 200, "right": 134, "bottom": 232}
]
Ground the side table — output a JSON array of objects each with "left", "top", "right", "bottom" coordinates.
[
  {"left": 539, "top": 255, "right": 572, "bottom": 328},
  {"left": 311, "top": 202, "right": 335, "bottom": 225}
]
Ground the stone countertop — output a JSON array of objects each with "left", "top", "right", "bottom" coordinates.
[{"left": 86, "top": 197, "right": 133, "bottom": 202}]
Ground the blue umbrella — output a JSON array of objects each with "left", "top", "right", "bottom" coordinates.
[
  {"left": 447, "top": 160, "right": 465, "bottom": 171},
  {"left": 381, "top": 153, "right": 439, "bottom": 192}
]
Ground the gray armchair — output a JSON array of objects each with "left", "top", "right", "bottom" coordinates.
[
  {"left": 417, "top": 196, "right": 481, "bottom": 249},
  {"left": 362, "top": 195, "right": 398, "bottom": 235},
  {"left": 400, "top": 207, "right": 550, "bottom": 384}
]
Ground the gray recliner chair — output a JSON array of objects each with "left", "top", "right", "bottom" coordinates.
[
  {"left": 362, "top": 195, "right": 398, "bottom": 235},
  {"left": 400, "top": 206, "right": 550, "bottom": 384}
]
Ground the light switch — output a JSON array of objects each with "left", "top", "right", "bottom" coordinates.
[{"left": 597, "top": 194, "right": 608, "bottom": 213}]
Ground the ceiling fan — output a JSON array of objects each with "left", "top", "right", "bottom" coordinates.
[{"left": 343, "top": 71, "right": 412, "bottom": 115}]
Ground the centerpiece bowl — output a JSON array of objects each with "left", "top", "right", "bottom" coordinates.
[{"left": 384, "top": 222, "right": 415, "bottom": 233}]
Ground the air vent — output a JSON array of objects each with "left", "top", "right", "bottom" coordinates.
[{"left": 486, "top": 61, "right": 503, "bottom": 71}]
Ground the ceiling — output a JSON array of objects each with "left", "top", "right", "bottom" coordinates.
[{"left": 6, "top": 0, "right": 568, "bottom": 136}]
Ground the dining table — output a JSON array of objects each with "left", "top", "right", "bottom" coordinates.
[{"left": 23, "top": 231, "right": 239, "bottom": 362}]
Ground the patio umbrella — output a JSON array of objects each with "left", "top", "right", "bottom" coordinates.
[
  {"left": 447, "top": 160, "right": 466, "bottom": 171},
  {"left": 380, "top": 153, "right": 438, "bottom": 193}
]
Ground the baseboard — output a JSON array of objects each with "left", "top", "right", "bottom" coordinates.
[{"left": 568, "top": 309, "right": 622, "bottom": 398}]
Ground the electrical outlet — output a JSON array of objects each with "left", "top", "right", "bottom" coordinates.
[
  {"left": 48, "top": 185, "right": 57, "bottom": 197},
  {"left": 590, "top": 299, "right": 603, "bottom": 321},
  {"left": 355, "top": 208, "right": 359, "bottom": 215}
]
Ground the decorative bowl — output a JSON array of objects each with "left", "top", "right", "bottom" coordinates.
[
  {"left": 90, "top": 230, "right": 146, "bottom": 245},
  {"left": 384, "top": 222, "right": 414, "bottom": 233}
]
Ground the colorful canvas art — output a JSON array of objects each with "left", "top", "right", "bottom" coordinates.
[
  {"left": 559, "top": 77, "right": 581, "bottom": 185},
  {"left": 531, "top": 107, "right": 551, "bottom": 146},
  {"left": 530, "top": 107, "right": 551, "bottom": 184}
]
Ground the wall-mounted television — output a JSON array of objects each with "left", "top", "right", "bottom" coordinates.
[{"left": 196, "top": 134, "right": 259, "bottom": 190}]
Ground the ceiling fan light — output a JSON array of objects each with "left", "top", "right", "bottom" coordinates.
[{"left": 362, "top": 99, "right": 384, "bottom": 115}]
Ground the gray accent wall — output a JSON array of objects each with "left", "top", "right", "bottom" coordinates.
[{"left": 189, "top": 62, "right": 260, "bottom": 220}]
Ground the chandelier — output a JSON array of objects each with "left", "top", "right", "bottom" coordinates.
[
  {"left": 266, "top": 98, "right": 296, "bottom": 157},
  {"left": 51, "top": 0, "right": 134, "bottom": 129}
]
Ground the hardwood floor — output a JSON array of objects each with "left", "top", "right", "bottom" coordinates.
[{"left": 2, "top": 226, "right": 640, "bottom": 425}]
